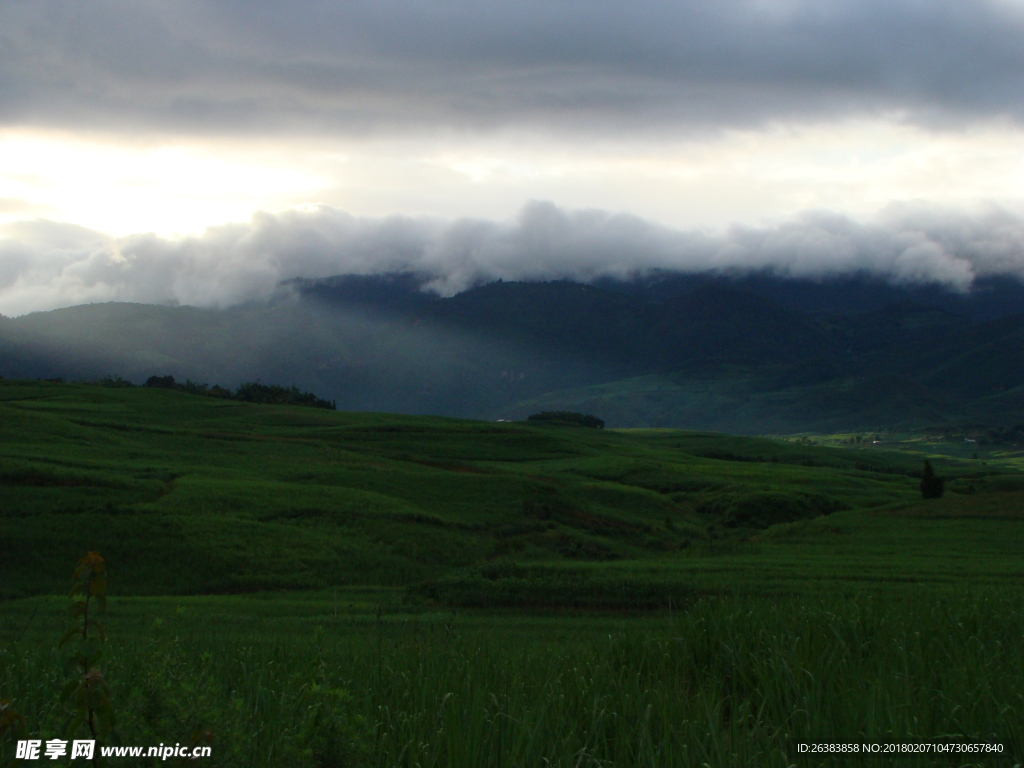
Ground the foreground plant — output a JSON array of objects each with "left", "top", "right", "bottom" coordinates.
[
  {"left": 0, "top": 698, "right": 27, "bottom": 767},
  {"left": 59, "top": 552, "right": 115, "bottom": 764}
]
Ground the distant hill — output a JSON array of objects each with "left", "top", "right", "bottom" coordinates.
[{"left": 2, "top": 272, "right": 1023, "bottom": 432}]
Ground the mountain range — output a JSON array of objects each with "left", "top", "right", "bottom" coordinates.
[{"left": 2, "top": 271, "right": 1023, "bottom": 434}]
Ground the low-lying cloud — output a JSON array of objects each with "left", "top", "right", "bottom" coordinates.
[{"left": 3, "top": 200, "right": 1024, "bottom": 316}]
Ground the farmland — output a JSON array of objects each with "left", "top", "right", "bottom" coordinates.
[{"left": 2, "top": 380, "right": 1023, "bottom": 766}]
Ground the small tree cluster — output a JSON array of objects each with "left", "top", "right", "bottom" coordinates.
[
  {"left": 526, "top": 411, "right": 604, "bottom": 429},
  {"left": 234, "top": 381, "right": 336, "bottom": 410},
  {"left": 138, "top": 375, "right": 336, "bottom": 410}
]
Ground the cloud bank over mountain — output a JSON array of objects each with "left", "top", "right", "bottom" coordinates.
[{"left": 3, "top": 201, "right": 1024, "bottom": 316}]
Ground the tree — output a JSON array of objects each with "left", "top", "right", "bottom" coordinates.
[
  {"left": 145, "top": 374, "right": 176, "bottom": 389},
  {"left": 920, "top": 460, "right": 945, "bottom": 499}
]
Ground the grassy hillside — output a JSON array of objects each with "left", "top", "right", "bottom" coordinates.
[
  {"left": 505, "top": 367, "right": 965, "bottom": 432},
  {"left": 4, "top": 380, "right": 1024, "bottom": 765},
  {"left": 1, "top": 379, "right": 1016, "bottom": 600}
]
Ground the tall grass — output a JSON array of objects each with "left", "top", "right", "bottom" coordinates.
[{"left": 3, "top": 589, "right": 1021, "bottom": 766}]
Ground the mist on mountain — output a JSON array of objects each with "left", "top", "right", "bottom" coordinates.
[{"left": 2, "top": 270, "right": 1023, "bottom": 433}]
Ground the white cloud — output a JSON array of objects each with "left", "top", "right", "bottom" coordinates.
[{"left": 2, "top": 201, "right": 1023, "bottom": 315}]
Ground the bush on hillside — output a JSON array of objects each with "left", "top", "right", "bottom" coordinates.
[
  {"left": 145, "top": 374, "right": 177, "bottom": 389},
  {"left": 697, "top": 490, "right": 847, "bottom": 529},
  {"left": 526, "top": 411, "right": 604, "bottom": 428}
]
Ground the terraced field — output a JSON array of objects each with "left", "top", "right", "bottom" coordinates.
[{"left": 2, "top": 380, "right": 1022, "bottom": 766}]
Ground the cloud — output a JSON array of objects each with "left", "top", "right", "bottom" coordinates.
[
  {"left": 3, "top": 201, "right": 1024, "bottom": 315},
  {"left": 0, "top": 197, "right": 50, "bottom": 216},
  {"left": 4, "top": 1, "right": 1024, "bottom": 138}
]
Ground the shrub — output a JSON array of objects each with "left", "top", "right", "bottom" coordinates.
[
  {"left": 697, "top": 490, "right": 847, "bottom": 529},
  {"left": 145, "top": 375, "right": 177, "bottom": 389},
  {"left": 526, "top": 411, "right": 604, "bottom": 428}
]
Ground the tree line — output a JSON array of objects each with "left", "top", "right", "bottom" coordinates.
[{"left": 98, "top": 374, "right": 336, "bottom": 410}]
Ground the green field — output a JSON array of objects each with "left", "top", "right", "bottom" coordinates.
[{"left": 2, "top": 380, "right": 1022, "bottom": 766}]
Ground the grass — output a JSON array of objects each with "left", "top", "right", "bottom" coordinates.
[
  {"left": 3, "top": 590, "right": 1021, "bottom": 766},
  {"left": 2, "top": 379, "right": 1023, "bottom": 766},
  {"left": 1, "top": 379, "right": 964, "bottom": 599}
]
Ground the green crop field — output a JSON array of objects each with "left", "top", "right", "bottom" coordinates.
[{"left": 1, "top": 380, "right": 1022, "bottom": 766}]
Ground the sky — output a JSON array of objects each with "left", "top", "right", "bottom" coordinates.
[{"left": 3, "top": 0, "right": 1024, "bottom": 314}]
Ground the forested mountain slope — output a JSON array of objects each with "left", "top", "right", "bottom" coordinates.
[{"left": 2, "top": 273, "right": 1023, "bottom": 432}]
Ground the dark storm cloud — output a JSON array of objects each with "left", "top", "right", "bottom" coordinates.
[
  {"left": 3, "top": 0, "right": 1024, "bottom": 136},
  {"left": 3, "top": 201, "right": 1024, "bottom": 314}
]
